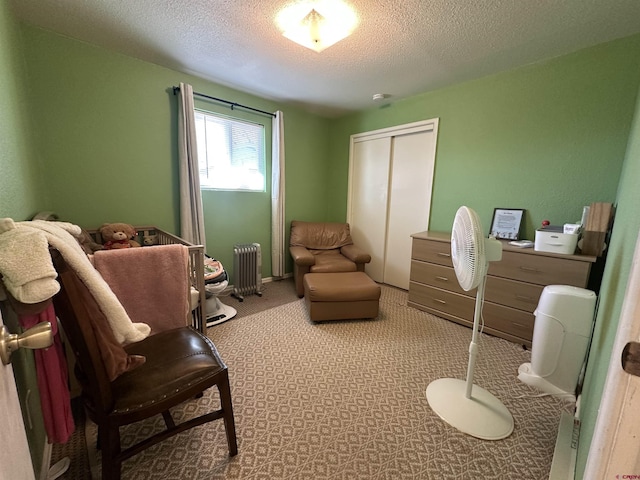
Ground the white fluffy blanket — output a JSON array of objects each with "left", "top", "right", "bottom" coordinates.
[{"left": 0, "top": 218, "right": 150, "bottom": 344}]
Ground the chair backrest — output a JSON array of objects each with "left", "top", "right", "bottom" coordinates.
[
  {"left": 51, "top": 250, "right": 121, "bottom": 418},
  {"left": 289, "top": 221, "right": 354, "bottom": 250}
]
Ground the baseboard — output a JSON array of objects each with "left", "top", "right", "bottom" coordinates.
[
  {"left": 262, "top": 273, "right": 293, "bottom": 283},
  {"left": 549, "top": 412, "right": 579, "bottom": 479},
  {"left": 223, "top": 273, "right": 293, "bottom": 295}
]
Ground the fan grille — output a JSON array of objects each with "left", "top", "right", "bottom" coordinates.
[{"left": 451, "top": 206, "right": 487, "bottom": 291}]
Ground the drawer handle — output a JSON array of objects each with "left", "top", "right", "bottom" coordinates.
[
  {"left": 435, "top": 276, "right": 449, "bottom": 282},
  {"left": 433, "top": 298, "right": 447, "bottom": 304},
  {"left": 436, "top": 252, "right": 451, "bottom": 258},
  {"left": 512, "top": 322, "right": 527, "bottom": 328},
  {"left": 519, "top": 266, "right": 540, "bottom": 273},
  {"left": 515, "top": 294, "right": 536, "bottom": 302}
]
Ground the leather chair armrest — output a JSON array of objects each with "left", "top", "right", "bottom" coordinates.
[
  {"left": 289, "top": 246, "right": 316, "bottom": 266},
  {"left": 341, "top": 244, "right": 371, "bottom": 264}
]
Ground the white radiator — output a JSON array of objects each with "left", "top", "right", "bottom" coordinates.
[{"left": 232, "top": 243, "right": 262, "bottom": 300}]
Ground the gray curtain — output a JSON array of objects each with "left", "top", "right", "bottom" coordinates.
[
  {"left": 177, "top": 82, "right": 206, "bottom": 247},
  {"left": 271, "top": 111, "right": 285, "bottom": 277}
]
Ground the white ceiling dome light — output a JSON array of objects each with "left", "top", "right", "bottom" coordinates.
[{"left": 276, "top": 1, "right": 359, "bottom": 53}]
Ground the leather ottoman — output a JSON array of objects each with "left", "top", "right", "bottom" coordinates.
[{"left": 303, "top": 272, "right": 381, "bottom": 321}]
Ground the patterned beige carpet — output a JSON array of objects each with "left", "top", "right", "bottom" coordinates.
[{"left": 53, "top": 279, "right": 571, "bottom": 479}]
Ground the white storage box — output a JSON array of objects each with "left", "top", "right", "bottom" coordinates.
[{"left": 534, "top": 226, "right": 579, "bottom": 255}]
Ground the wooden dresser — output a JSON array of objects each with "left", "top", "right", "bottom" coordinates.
[{"left": 407, "top": 231, "right": 597, "bottom": 347}]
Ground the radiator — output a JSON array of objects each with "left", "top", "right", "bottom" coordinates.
[{"left": 232, "top": 243, "right": 262, "bottom": 300}]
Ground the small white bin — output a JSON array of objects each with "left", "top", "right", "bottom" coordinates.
[{"left": 534, "top": 226, "right": 579, "bottom": 255}]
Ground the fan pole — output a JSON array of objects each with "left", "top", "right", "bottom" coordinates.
[{"left": 465, "top": 276, "right": 485, "bottom": 399}]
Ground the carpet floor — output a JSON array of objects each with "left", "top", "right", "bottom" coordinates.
[{"left": 51, "top": 278, "right": 571, "bottom": 479}]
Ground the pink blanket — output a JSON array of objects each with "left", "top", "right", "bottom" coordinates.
[
  {"left": 93, "top": 245, "right": 191, "bottom": 334},
  {"left": 20, "top": 304, "right": 75, "bottom": 444}
]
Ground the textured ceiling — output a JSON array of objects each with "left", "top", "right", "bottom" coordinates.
[{"left": 9, "top": 0, "right": 640, "bottom": 117}]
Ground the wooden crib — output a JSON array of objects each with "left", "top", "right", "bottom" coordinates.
[{"left": 89, "top": 226, "right": 206, "bottom": 333}]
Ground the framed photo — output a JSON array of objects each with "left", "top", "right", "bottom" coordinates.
[{"left": 489, "top": 208, "right": 524, "bottom": 240}]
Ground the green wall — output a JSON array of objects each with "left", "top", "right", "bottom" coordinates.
[
  {"left": 0, "top": 0, "right": 45, "bottom": 220},
  {"left": 19, "top": 25, "right": 331, "bottom": 279},
  {"left": 328, "top": 35, "right": 640, "bottom": 241},
  {"left": 576, "top": 84, "right": 640, "bottom": 478}
]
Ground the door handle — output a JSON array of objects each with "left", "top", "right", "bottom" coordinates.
[
  {"left": 622, "top": 341, "right": 640, "bottom": 377},
  {"left": 0, "top": 322, "right": 53, "bottom": 365},
  {"left": 519, "top": 266, "right": 540, "bottom": 273}
]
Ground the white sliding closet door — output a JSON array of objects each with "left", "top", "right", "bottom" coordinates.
[
  {"left": 349, "top": 137, "right": 391, "bottom": 282},
  {"left": 384, "top": 130, "right": 436, "bottom": 289},
  {"left": 348, "top": 119, "right": 438, "bottom": 290}
]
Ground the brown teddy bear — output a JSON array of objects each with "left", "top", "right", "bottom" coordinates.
[
  {"left": 99, "top": 223, "right": 141, "bottom": 250},
  {"left": 77, "top": 228, "right": 104, "bottom": 254}
]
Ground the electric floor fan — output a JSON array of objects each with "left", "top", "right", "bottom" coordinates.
[{"left": 426, "top": 206, "right": 514, "bottom": 440}]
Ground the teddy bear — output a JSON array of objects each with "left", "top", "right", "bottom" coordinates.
[
  {"left": 76, "top": 228, "right": 104, "bottom": 254},
  {"left": 142, "top": 234, "right": 158, "bottom": 246},
  {"left": 99, "top": 223, "right": 141, "bottom": 250}
]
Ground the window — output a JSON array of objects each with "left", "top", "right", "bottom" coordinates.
[{"left": 194, "top": 110, "right": 266, "bottom": 191}]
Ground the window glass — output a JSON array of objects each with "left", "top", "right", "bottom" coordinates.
[{"left": 194, "top": 110, "right": 266, "bottom": 191}]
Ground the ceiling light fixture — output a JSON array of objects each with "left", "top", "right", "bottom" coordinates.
[{"left": 276, "top": 1, "right": 358, "bottom": 53}]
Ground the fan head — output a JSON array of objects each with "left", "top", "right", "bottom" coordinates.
[{"left": 451, "top": 206, "right": 487, "bottom": 291}]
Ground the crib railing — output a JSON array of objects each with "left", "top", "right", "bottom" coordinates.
[{"left": 88, "top": 226, "right": 206, "bottom": 333}]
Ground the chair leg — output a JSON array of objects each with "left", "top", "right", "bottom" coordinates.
[
  {"left": 99, "top": 423, "right": 122, "bottom": 480},
  {"left": 162, "top": 410, "right": 176, "bottom": 429},
  {"left": 219, "top": 372, "right": 238, "bottom": 457}
]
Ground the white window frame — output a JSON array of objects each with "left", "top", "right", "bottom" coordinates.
[{"left": 194, "top": 109, "right": 266, "bottom": 192}]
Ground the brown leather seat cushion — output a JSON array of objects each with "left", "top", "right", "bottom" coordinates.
[
  {"left": 309, "top": 250, "right": 358, "bottom": 273},
  {"left": 304, "top": 272, "right": 381, "bottom": 302},
  {"left": 112, "top": 327, "right": 225, "bottom": 414}
]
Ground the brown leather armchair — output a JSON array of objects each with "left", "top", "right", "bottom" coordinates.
[{"left": 289, "top": 221, "right": 372, "bottom": 297}]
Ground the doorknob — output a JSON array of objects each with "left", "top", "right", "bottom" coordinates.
[
  {"left": 0, "top": 322, "right": 53, "bottom": 365},
  {"left": 622, "top": 341, "right": 640, "bottom": 377}
]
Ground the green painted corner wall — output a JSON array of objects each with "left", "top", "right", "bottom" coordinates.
[
  {"left": 328, "top": 35, "right": 640, "bottom": 242},
  {"left": 0, "top": 0, "right": 45, "bottom": 221},
  {"left": 575, "top": 84, "right": 640, "bottom": 479},
  {"left": 19, "top": 25, "right": 331, "bottom": 279}
]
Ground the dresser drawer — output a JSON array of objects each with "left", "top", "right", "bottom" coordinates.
[
  {"left": 483, "top": 302, "right": 535, "bottom": 342},
  {"left": 488, "top": 250, "right": 591, "bottom": 287},
  {"left": 485, "top": 276, "right": 543, "bottom": 313},
  {"left": 411, "top": 238, "right": 453, "bottom": 267},
  {"left": 410, "top": 261, "right": 473, "bottom": 296},
  {"left": 408, "top": 282, "right": 474, "bottom": 320}
]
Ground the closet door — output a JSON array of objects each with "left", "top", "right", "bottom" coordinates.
[
  {"left": 348, "top": 137, "right": 391, "bottom": 283},
  {"left": 348, "top": 119, "right": 439, "bottom": 289},
  {"left": 384, "top": 130, "right": 437, "bottom": 289}
]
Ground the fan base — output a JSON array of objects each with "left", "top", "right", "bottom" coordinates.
[{"left": 426, "top": 377, "right": 514, "bottom": 440}]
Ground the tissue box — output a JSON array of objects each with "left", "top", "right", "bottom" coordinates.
[{"left": 534, "top": 226, "right": 579, "bottom": 255}]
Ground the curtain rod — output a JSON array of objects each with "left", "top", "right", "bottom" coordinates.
[{"left": 172, "top": 86, "right": 275, "bottom": 118}]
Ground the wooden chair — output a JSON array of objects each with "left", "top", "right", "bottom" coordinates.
[{"left": 50, "top": 250, "right": 237, "bottom": 480}]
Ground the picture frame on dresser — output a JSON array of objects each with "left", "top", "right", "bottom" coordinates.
[{"left": 489, "top": 208, "right": 524, "bottom": 240}]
